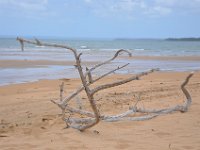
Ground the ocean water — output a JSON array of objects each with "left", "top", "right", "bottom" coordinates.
[{"left": 0, "top": 38, "right": 200, "bottom": 85}]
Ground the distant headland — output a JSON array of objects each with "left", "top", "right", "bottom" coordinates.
[{"left": 165, "top": 37, "right": 200, "bottom": 41}]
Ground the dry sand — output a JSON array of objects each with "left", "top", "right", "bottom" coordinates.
[{"left": 0, "top": 71, "right": 200, "bottom": 150}]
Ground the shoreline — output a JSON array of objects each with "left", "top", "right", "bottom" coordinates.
[
  {"left": 1, "top": 55, "right": 200, "bottom": 86},
  {"left": 1, "top": 55, "right": 200, "bottom": 68},
  {"left": 1, "top": 55, "right": 200, "bottom": 67},
  {"left": 0, "top": 59, "right": 100, "bottom": 68},
  {"left": 0, "top": 70, "right": 198, "bottom": 87},
  {"left": 123, "top": 55, "right": 200, "bottom": 61}
]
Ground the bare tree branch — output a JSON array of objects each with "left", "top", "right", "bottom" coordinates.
[
  {"left": 16, "top": 37, "right": 24, "bottom": 51},
  {"left": 86, "top": 67, "right": 93, "bottom": 83},
  {"left": 17, "top": 37, "right": 194, "bottom": 132},
  {"left": 17, "top": 37, "right": 100, "bottom": 131},
  {"left": 16, "top": 37, "right": 77, "bottom": 54},
  {"left": 92, "top": 63, "right": 129, "bottom": 83},
  {"left": 84, "top": 49, "right": 132, "bottom": 77},
  {"left": 59, "top": 82, "right": 64, "bottom": 101},
  {"left": 91, "top": 69, "right": 159, "bottom": 95}
]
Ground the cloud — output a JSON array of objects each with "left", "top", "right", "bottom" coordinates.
[
  {"left": 0, "top": 0, "right": 50, "bottom": 19},
  {"left": 154, "top": 0, "right": 200, "bottom": 12},
  {"left": 84, "top": 0, "right": 92, "bottom": 3},
  {"left": 0, "top": 0, "right": 48, "bottom": 11},
  {"left": 1, "top": 0, "right": 200, "bottom": 20},
  {"left": 81, "top": 0, "right": 171, "bottom": 19},
  {"left": 82, "top": 0, "right": 200, "bottom": 18},
  {"left": 144, "top": 6, "right": 172, "bottom": 17},
  {"left": 82, "top": 0, "right": 147, "bottom": 19}
]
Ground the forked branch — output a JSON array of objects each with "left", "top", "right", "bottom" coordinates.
[
  {"left": 17, "top": 37, "right": 194, "bottom": 131},
  {"left": 63, "top": 72, "right": 194, "bottom": 124}
]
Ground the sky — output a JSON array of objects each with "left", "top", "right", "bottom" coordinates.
[{"left": 0, "top": 0, "right": 200, "bottom": 39}]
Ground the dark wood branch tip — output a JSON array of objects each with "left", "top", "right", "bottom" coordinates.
[
  {"left": 78, "top": 53, "right": 82, "bottom": 59},
  {"left": 114, "top": 49, "right": 132, "bottom": 57}
]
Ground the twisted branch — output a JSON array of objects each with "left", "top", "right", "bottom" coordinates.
[
  {"left": 17, "top": 37, "right": 194, "bottom": 131},
  {"left": 91, "top": 69, "right": 159, "bottom": 95},
  {"left": 63, "top": 73, "right": 193, "bottom": 124}
]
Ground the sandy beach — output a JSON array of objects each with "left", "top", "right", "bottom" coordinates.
[
  {"left": 0, "top": 69, "right": 200, "bottom": 149},
  {"left": 1, "top": 0, "right": 200, "bottom": 149}
]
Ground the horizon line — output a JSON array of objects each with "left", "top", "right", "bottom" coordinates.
[{"left": 0, "top": 35, "right": 199, "bottom": 40}]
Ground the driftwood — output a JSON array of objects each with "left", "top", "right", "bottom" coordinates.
[
  {"left": 16, "top": 37, "right": 24, "bottom": 51},
  {"left": 59, "top": 82, "right": 64, "bottom": 102},
  {"left": 17, "top": 37, "right": 194, "bottom": 131}
]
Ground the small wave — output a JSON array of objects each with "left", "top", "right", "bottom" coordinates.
[
  {"left": 77, "top": 48, "right": 91, "bottom": 51},
  {"left": 134, "top": 48, "right": 145, "bottom": 51},
  {"left": 80, "top": 45, "right": 88, "bottom": 49},
  {"left": 35, "top": 46, "right": 45, "bottom": 48},
  {"left": 98, "top": 48, "right": 120, "bottom": 51}
]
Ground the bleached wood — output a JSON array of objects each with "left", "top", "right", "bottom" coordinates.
[
  {"left": 92, "top": 63, "right": 129, "bottom": 83},
  {"left": 86, "top": 67, "right": 93, "bottom": 83},
  {"left": 17, "top": 37, "right": 194, "bottom": 131},
  {"left": 16, "top": 37, "right": 24, "bottom": 51},
  {"left": 91, "top": 69, "right": 159, "bottom": 95},
  {"left": 59, "top": 82, "right": 64, "bottom": 101},
  {"left": 84, "top": 49, "right": 132, "bottom": 77}
]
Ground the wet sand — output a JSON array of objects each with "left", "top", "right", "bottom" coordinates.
[
  {"left": 1, "top": 55, "right": 200, "bottom": 68},
  {"left": 0, "top": 59, "right": 100, "bottom": 68},
  {"left": 122, "top": 55, "right": 200, "bottom": 61},
  {"left": 0, "top": 71, "right": 200, "bottom": 149}
]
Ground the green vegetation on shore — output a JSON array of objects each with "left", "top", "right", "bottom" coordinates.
[{"left": 166, "top": 37, "right": 200, "bottom": 41}]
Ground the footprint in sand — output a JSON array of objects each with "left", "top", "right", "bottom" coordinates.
[{"left": 155, "top": 131, "right": 171, "bottom": 138}]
